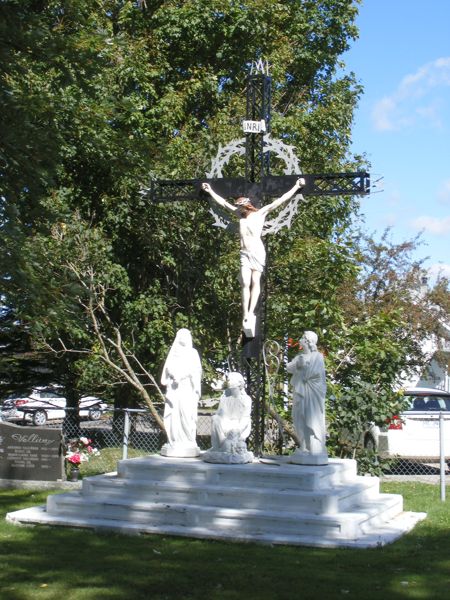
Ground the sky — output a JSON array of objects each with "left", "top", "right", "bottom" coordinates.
[{"left": 343, "top": 0, "right": 450, "bottom": 281}]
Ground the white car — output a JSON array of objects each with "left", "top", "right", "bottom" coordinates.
[
  {"left": 365, "top": 387, "right": 450, "bottom": 458},
  {"left": 1, "top": 387, "right": 107, "bottom": 426}
]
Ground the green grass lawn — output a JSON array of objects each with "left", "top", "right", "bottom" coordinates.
[
  {"left": 73, "top": 447, "right": 147, "bottom": 478},
  {"left": 0, "top": 482, "right": 449, "bottom": 600}
]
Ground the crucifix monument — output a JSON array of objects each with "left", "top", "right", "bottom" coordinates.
[
  {"left": 142, "top": 58, "right": 370, "bottom": 454},
  {"left": 6, "top": 63, "right": 427, "bottom": 552}
]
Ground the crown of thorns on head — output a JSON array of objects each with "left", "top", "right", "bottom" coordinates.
[{"left": 235, "top": 197, "right": 252, "bottom": 206}]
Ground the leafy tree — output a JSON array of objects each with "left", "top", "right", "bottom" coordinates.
[
  {"left": 1, "top": 0, "right": 363, "bottom": 397},
  {"left": 0, "top": 305, "right": 57, "bottom": 396},
  {"left": 323, "top": 232, "right": 449, "bottom": 470}
]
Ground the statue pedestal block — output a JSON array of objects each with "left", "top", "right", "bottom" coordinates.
[
  {"left": 160, "top": 443, "right": 200, "bottom": 458},
  {"left": 288, "top": 449, "right": 329, "bottom": 466}
]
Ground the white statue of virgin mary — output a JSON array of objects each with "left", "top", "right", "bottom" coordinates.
[{"left": 160, "top": 328, "right": 202, "bottom": 458}]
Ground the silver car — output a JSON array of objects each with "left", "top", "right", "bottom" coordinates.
[{"left": 1, "top": 387, "right": 107, "bottom": 426}]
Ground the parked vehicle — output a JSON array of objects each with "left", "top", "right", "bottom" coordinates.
[
  {"left": 1, "top": 387, "right": 107, "bottom": 426},
  {"left": 364, "top": 387, "right": 450, "bottom": 458}
]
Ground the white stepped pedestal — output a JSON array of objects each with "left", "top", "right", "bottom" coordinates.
[
  {"left": 289, "top": 449, "right": 329, "bottom": 466},
  {"left": 6, "top": 455, "right": 426, "bottom": 548},
  {"left": 160, "top": 442, "right": 200, "bottom": 458}
]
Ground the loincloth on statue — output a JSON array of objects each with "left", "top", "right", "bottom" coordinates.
[{"left": 240, "top": 250, "right": 265, "bottom": 273}]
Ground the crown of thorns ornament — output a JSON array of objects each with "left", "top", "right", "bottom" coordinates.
[{"left": 205, "top": 134, "right": 304, "bottom": 236}]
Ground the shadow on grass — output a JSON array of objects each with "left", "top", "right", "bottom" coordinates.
[{"left": 0, "top": 487, "right": 449, "bottom": 600}]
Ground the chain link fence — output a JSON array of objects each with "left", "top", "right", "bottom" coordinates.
[
  {"left": 1, "top": 400, "right": 448, "bottom": 498},
  {"left": 379, "top": 413, "right": 449, "bottom": 497},
  {"left": 73, "top": 407, "right": 214, "bottom": 477},
  {"left": 0, "top": 405, "right": 216, "bottom": 479}
]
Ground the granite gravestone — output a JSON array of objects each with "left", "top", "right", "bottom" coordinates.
[{"left": 0, "top": 422, "right": 63, "bottom": 481}]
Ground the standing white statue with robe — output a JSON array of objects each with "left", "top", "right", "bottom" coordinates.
[
  {"left": 160, "top": 328, "right": 202, "bottom": 457},
  {"left": 287, "top": 331, "right": 328, "bottom": 465}
]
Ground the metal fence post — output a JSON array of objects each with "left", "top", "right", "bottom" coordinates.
[
  {"left": 439, "top": 412, "right": 446, "bottom": 502},
  {"left": 122, "top": 409, "right": 130, "bottom": 461}
]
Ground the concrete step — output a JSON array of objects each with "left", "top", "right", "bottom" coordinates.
[
  {"left": 45, "top": 490, "right": 403, "bottom": 541},
  {"left": 6, "top": 502, "right": 424, "bottom": 549},
  {"left": 116, "top": 455, "right": 358, "bottom": 491},
  {"left": 81, "top": 473, "right": 380, "bottom": 515}
]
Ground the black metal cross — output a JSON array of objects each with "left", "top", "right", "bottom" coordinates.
[
  {"left": 145, "top": 60, "right": 369, "bottom": 205},
  {"left": 147, "top": 171, "right": 369, "bottom": 206},
  {"left": 144, "top": 60, "right": 369, "bottom": 343},
  {"left": 143, "top": 60, "right": 370, "bottom": 454}
]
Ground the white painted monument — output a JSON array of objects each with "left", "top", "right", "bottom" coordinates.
[
  {"left": 203, "top": 372, "right": 254, "bottom": 464},
  {"left": 160, "top": 328, "right": 201, "bottom": 458},
  {"left": 3, "top": 59, "right": 426, "bottom": 549},
  {"left": 287, "top": 331, "right": 328, "bottom": 465}
]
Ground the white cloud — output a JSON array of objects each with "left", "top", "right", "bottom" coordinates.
[
  {"left": 411, "top": 215, "right": 450, "bottom": 235},
  {"left": 371, "top": 97, "right": 397, "bottom": 131},
  {"left": 427, "top": 262, "right": 450, "bottom": 281},
  {"left": 438, "top": 179, "right": 450, "bottom": 204},
  {"left": 415, "top": 99, "right": 445, "bottom": 128},
  {"left": 371, "top": 57, "right": 450, "bottom": 131}
]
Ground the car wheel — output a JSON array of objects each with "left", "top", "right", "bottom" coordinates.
[
  {"left": 364, "top": 433, "right": 377, "bottom": 452},
  {"left": 33, "top": 410, "right": 47, "bottom": 426},
  {"left": 88, "top": 408, "right": 101, "bottom": 421}
]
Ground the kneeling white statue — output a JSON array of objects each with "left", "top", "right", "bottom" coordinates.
[
  {"left": 203, "top": 372, "right": 254, "bottom": 464},
  {"left": 160, "top": 328, "right": 202, "bottom": 458},
  {"left": 286, "top": 331, "right": 328, "bottom": 465}
]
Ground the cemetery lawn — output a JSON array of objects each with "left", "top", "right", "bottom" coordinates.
[{"left": 0, "top": 482, "right": 449, "bottom": 600}]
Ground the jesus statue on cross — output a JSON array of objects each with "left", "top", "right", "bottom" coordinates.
[{"left": 202, "top": 178, "right": 305, "bottom": 334}]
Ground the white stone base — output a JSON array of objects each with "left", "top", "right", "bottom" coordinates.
[
  {"left": 289, "top": 449, "right": 329, "bottom": 466},
  {"left": 202, "top": 449, "right": 254, "bottom": 464},
  {"left": 160, "top": 443, "right": 200, "bottom": 458},
  {"left": 6, "top": 456, "right": 427, "bottom": 548}
]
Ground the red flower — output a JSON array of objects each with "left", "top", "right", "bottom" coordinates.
[
  {"left": 67, "top": 453, "right": 82, "bottom": 466},
  {"left": 287, "top": 337, "right": 299, "bottom": 348}
]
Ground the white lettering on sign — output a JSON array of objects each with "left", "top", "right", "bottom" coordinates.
[
  {"left": 250, "top": 59, "right": 270, "bottom": 75},
  {"left": 242, "top": 120, "right": 266, "bottom": 133},
  {"left": 11, "top": 433, "right": 55, "bottom": 446}
]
